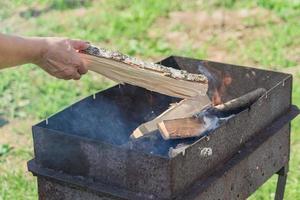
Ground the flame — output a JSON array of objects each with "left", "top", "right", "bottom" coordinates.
[
  {"left": 212, "top": 89, "right": 222, "bottom": 106},
  {"left": 212, "top": 74, "right": 232, "bottom": 106}
]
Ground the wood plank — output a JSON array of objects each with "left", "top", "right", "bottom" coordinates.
[
  {"left": 80, "top": 45, "right": 208, "bottom": 99},
  {"left": 130, "top": 97, "right": 211, "bottom": 139},
  {"left": 158, "top": 117, "right": 206, "bottom": 140}
]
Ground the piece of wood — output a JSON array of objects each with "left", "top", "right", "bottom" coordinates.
[
  {"left": 158, "top": 117, "right": 206, "bottom": 140},
  {"left": 158, "top": 88, "right": 267, "bottom": 140},
  {"left": 213, "top": 88, "right": 267, "bottom": 112},
  {"left": 80, "top": 45, "right": 208, "bottom": 99},
  {"left": 130, "top": 96, "right": 211, "bottom": 139}
]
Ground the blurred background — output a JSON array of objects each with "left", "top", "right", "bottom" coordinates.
[{"left": 0, "top": 0, "right": 299, "bottom": 199}]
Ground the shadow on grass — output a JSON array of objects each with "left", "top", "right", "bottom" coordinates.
[{"left": 0, "top": 116, "right": 8, "bottom": 128}]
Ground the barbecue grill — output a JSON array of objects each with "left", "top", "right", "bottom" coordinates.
[{"left": 28, "top": 56, "right": 299, "bottom": 200}]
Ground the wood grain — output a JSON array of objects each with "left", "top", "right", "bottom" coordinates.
[{"left": 79, "top": 45, "right": 208, "bottom": 99}]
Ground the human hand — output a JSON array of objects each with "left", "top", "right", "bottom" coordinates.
[{"left": 34, "top": 37, "right": 89, "bottom": 80}]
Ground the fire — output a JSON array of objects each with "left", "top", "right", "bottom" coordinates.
[
  {"left": 212, "top": 74, "right": 232, "bottom": 106},
  {"left": 212, "top": 90, "right": 222, "bottom": 106},
  {"left": 197, "top": 63, "right": 232, "bottom": 106}
]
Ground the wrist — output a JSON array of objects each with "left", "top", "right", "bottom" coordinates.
[{"left": 24, "top": 37, "right": 48, "bottom": 65}]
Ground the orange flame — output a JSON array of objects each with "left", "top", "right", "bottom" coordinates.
[{"left": 212, "top": 74, "right": 232, "bottom": 106}]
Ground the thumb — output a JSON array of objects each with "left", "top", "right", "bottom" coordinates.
[{"left": 70, "top": 39, "right": 90, "bottom": 50}]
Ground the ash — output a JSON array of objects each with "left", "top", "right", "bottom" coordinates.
[{"left": 194, "top": 106, "right": 235, "bottom": 132}]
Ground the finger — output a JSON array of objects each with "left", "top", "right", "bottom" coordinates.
[
  {"left": 70, "top": 39, "right": 90, "bottom": 51},
  {"left": 77, "top": 65, "right": 88, "bottom": 75},
  {"left": 75, "top": 59, "right": 88, "bottom": 75},
  {"left": 53, "top": 71, "right": 73, "bottom": 80},
  {"left": 56, "top": 68, "right": 77, "bottom": 80},
  {"left": 72, "top": 72, "right": 81, "bottom": 80},
  {"left": 58, "top": 73, "right": 80, "bottom": 80},
  {"left": 62, "top": 68, "right": 81, "bottom": 80}
]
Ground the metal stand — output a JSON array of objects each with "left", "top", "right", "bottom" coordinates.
[{"left": 275, "top": 165, "right": 288, "bottom": 200}]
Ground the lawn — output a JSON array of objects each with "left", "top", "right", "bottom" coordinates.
[{"left": 0, "top": 0, "right": 299, "bottom": 199}]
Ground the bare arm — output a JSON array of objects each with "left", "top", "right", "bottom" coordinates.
[{"left": 0, "top": 33, "right": 89, "bottom": 80}]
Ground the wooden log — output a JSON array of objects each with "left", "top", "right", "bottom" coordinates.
[
  {"left": 213, "top": 88, "right": 267, "bottom": 112},
  {"left": 158, "top": 88, "right": 267, "bottom": 140},
  {"left": 79, "top": 45, "right": 208, "bottom": 99},
  {"left": 130, "top": 96, "right": 211, "bottom": 139}
]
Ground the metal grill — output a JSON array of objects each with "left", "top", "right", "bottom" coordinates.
[{"left": 28, "top": 56, "right": 299, "bottom": 200}]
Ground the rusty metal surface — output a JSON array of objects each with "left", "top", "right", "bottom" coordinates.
[
  {"left": 32, "top": 128, "right": 172, "bottom": 199},
  {"left": 28, "top": 106, "right": 299, "bottom": 200},
  {"left": 30, "top": 56, "right": 294, "bottom": 199},
  {"left": 185, "top": 124, "right": 289, "bottom": 200},
  {"left": 37, "top": 177, "right": 122, "bottom": 200},
  {"left": 176, "top": 105, "right": 299, "bottom": 199},
  {"left": 29, "top": 160, "right": 156, "bottom": 200}
]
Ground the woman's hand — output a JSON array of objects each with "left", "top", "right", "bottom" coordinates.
[
  {"left": 0, "top": 34, "right": 89, "bottom": 80},
  {"left": 35, "top": 38, "right": 89, "bottom": 80}
]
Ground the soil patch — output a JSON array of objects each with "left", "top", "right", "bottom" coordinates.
[{"left": 150, "top": 8, "right": 281, "bottom": 63}]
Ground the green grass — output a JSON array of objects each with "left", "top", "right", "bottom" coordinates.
[
  {"left": 0, "top": 144, "right": 12, "bottom": 157},
  {"left": 0, "top": 170, "right": 37, "bottom": 200},
  {"left": 0, "top": 0, "right": 299, "bottom": 199},
  {"left": 0, "top": 65, "right": 113, "bottom": 118}
]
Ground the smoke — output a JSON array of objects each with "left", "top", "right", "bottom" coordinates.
[{"left": 197, "top": 64, "right": 232, "bottom": 105}]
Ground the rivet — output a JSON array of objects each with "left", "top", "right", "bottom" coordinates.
[{"left": 205, "top": 136, "right": 210, "bottom": 141}]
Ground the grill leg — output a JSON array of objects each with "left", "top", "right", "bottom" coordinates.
[{"left": 274, "top": 165, "right": 288, "bottom": 200}]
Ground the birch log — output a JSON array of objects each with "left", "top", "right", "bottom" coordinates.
[{"left": 80, "top": 45, "right": 208, "bottom": 99}]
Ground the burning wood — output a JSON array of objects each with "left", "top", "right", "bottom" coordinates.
[
  {"left": 80, "top": 45, "right": 208, "bottom": 99},
  {"left": 158, "top": 88, "right": 267, "bottom": 140},
  {"left": 130, "top": 96, "right": 211, "bottom": 139},
  {"left": 212, "top": 88, "right": 267, "bottom": 112}
]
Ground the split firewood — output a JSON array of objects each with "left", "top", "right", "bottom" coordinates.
[
  {"left": 80, "top": 45, "right": 208, "bottom": 99},
  {"left": 130, "top": 96, "right": 211, "bottom": 139},
  {"left": 158, "top": 88, "right": 267, "bottom": 140}
]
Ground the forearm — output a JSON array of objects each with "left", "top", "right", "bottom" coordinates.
[
  {"left": 0, "top": 34, "right": 88, "bottom": 80},
  {"left": 0, "top": 33, "right": 45, "bottom": 69}
]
